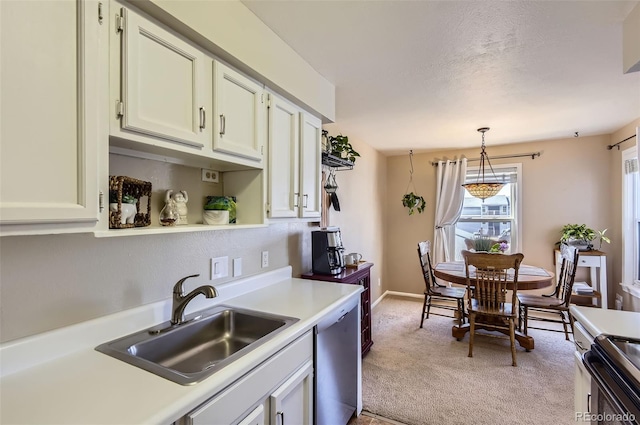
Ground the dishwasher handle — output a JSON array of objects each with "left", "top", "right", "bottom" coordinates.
[{"left": 316, "top": 297, "right": 358, "bottom": 332}]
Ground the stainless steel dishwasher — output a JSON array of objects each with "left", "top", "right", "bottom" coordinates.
[{"left": 315, "top": 296, "right": 360, "bottom": 425}]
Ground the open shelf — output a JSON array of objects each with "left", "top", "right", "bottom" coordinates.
[
  {"left": 94, "top": 223, "right": 267, "bottom": 238},
  {"left": 321, "top": 152, "right": 354, "bottom": 170}
]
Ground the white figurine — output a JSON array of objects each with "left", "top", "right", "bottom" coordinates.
[{"left": 170, "top": 190, "right": 189, "bottom": 225}]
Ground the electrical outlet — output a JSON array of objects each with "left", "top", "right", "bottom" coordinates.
[
  {"left": 233, "top": 258, "right": 242, "bottom": 277},
  {"left": 261, "top": 251, "right": 269, "bottom": 268},
  {"left": 211, "top": 256, "right": 228, "bottom": 280},
  {"left": 201, "top": 168, "right": 219, "bottom": 183},
  {"left": 378, "top": 278, "right": 381, "bottom": 287}
]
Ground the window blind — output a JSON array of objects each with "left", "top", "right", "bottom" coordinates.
[{"left": 625, "top": 158, "right": 638, "bottom": 174}]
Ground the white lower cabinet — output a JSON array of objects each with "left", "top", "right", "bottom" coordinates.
[
  {"left": 572, "top": 321, "right": 593, "bottom": 415},
  {"left": 237, "top": 405, "right": 264, "bottom": 425},
  {"left": 269, "top": 361, "right": 313, "bottom": 425},
  {"left": 180, "top": 331, "right": 313, "bottom": 425}
]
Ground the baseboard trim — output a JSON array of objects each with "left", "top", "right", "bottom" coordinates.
[{"left": 372, "top": 290, "right": 423, "bottom": 309}]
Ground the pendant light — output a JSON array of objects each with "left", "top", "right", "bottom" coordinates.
[{"left": 462, "top": 127, "right": 504, "bottom": 200}]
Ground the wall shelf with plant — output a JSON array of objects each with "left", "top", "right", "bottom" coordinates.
[{"left": 321, "top": 130, "right": 359, "bottom": 170}]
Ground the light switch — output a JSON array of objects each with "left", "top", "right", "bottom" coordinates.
[
  {"left": 233, "top": 258, "right": 242, "bottom": 277},
  {"left": 211, "top": 256, "right": 228, "bottom": 280}
]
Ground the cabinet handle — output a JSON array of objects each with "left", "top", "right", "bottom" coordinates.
[
  {"left": 303, "top": 194, "right": 308, "bottom": 208},
  {"left": 294, "top": 193, "right": 300, "bottom": 208},
  {"left": 199, "top": 107, "right": 206, "bottom": 130},
  {"left": 219, "top": 114, "right": 226, "bottom": 135},
  {"left": 587, "top": 393, "right": 591, "bottom": 413},
  {"left": 277, "top": 411, "right": 284, "bottom": 425}
]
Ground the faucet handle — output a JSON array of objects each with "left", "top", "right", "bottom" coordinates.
[{"left": 173, "top": 274, "right": 200, "bottom": 296}]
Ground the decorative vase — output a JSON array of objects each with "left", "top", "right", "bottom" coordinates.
[{"left": 159, "top": 200, "right": 179, "bottom": 226}]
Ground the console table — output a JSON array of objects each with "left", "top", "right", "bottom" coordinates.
[
  {"left": 555, "top": 249, "right": 608, "bottom": 309},
  {"left": 301, "top": 263, "right": 373, "bottom": 356}
]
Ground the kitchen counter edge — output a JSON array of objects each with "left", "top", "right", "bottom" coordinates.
[{"left": 0, "top": 266, "right": 363, "bottom": 424}]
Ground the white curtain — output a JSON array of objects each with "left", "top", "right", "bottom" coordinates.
[{"left": 433, "top": 158, "right": 468, "bottom": 265}]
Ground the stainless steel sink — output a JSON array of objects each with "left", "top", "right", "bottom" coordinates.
[{"left": 96, "top": 305, "right": 298, "bottom": 385}]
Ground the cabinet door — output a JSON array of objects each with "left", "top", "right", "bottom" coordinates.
[
  {"left": 267, "top": 94, "right": 300, "bottom": 218},
  {"left": 237, "top": 404, "right": 265, "bottom": 425},
  {"left": 269, "top": 361, "right": 313, "bottom": 425},
  {"left": 0, "top": 0, "right": 99, "bottom": 229},
  {"left": 213, "top": 61, "right": 264, "bottom": 161},
  {"left": 299, "top": 113, "right": 322, "bottom": 218},
  {"left": 574, "top": 351, "right": 591, "bottom": 414},
  {"left": 120, "top": 7, "right": 208, "bottom": 148}
]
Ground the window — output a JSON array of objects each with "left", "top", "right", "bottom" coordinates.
[
  {"left": 451, "top": 164, "right": 522, "bottom": 261},
  {"left": 622, "top": 146, "right": 639, "bottom": 289}
]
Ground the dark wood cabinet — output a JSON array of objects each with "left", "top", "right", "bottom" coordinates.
[{"left": 301, "top": 263, "right": 373, "bottom": 356}]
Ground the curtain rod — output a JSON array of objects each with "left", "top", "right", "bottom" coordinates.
[
  {"left": 431, "top": 151, "right": 541, "bottom": 166},
  {"left": 607, "top": 134, "right": 636, "bottom": 151}
]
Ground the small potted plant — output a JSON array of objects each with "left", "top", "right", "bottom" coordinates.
[
  {"left": 402, "top": 192, "right": 426, "bottom": 215},
  {"left": 471, "top": 235, "right": 494, "bottom": 252},
  {"left": 109, "top": 191, "right": 137, "bottom": 225},
  {"left": 560, "top": 224, "right": 594, "bottom": 250},
  {"left": 328, "top": 134, "right": 360, "bottom": 163},
  {"left": 559, "top": 224, "right": 610, "bottom": 250}
]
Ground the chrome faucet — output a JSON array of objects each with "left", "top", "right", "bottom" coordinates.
[{"left": 171, "top": 274, "right": 218, "bottom": 325}]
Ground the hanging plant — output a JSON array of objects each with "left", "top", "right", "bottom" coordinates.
[
  {"left": 402, "top": 150, "right": 426, "bottom": 215},
  {"left": 402, "top": 192, "right": 426, "bottom": 215}
]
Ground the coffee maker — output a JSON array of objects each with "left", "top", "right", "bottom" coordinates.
[{"left": 312, "top": 228, "right": 345, "bottom": 275}]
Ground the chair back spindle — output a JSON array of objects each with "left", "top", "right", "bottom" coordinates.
[
  {"left": 417, "top": 240, "right": 466, "bottom": 328},
  {"left": 461, "top": 250, "right": 524, "bottom": 366},
  {"left": 517, "top": 244, "right": 578, "bottom": 340}
]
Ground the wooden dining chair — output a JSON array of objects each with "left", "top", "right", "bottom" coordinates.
[
  {"left": 462, "top": 250, "right": 524, "bottom": 367},
  {"left": 518, "top": 244, "right": 579, "bottom": 340},
  {"left": 418, "top": 241, "right": 466, "bottom": 328}
]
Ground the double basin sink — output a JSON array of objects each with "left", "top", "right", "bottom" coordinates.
[{"left": 96, "top": 305, "right": 298, "bottom": 385}]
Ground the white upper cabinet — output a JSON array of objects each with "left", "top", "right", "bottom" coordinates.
[
  {"left": 0, "top": 0, "right": 102, "bottom": 235},
  {"left": 299, "top": 113, "right": 322, "bottom": 218},
  {"left": 213, "top": 61, "right": 265, "bottom": 162},
  {"left": 117, "top": 6, "right": 209, "bottom": 148},
  {"left": 268, "top": 94, "right": 300, "bottom": 218},
  {"left": 267, "top": 93, "right": 322, "bottom": 220}
]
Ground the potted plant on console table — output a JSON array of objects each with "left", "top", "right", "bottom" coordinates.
[{"left": 559, "top": 224, "right": 610, "bottom": 251}]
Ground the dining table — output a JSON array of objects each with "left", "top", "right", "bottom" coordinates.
[{"left": 433, "top": 260, "right": 555, "bottom": 351}]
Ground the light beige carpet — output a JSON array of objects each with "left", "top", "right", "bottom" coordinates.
[{"left": 362, "top": 296, "right": 575, "bottom": 425}]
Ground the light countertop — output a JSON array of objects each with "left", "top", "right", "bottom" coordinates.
[
  {"left": 570, "top": 305, "right": 640, "bottom": 339},
  {"left": 0, "top": 268, "right": 362, "bottom": 424}
]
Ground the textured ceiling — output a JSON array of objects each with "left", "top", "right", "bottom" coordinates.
[{"left": 242, "top": 0, "right": 640, "bottom": 155}]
